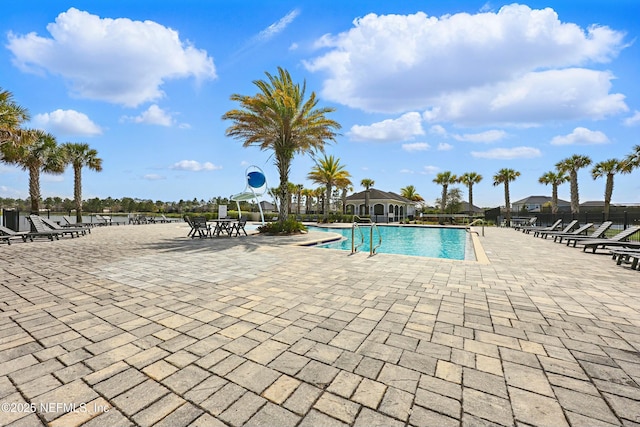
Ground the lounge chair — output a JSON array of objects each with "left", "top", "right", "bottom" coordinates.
[
  {"left": 0, "top": 225, "right": 32, "bottom": 244},
  {"left": 543, "top": 222, "right": 594, "bottom": 241},
  {"left": 562, "top": 221, "right": 613, "bottom": 246},
  {"left": 40, "top": 217, "right": 87, "bottom": 237},
  {"left": 63, "top": 216, "right": 94, "bottom": 230},
  {"left": 26, "top": 216, "right": 61, "bottom": 240},
  {"left": 580, "top": 226, "right": 640, "bottom": 253},
  {"left": 610, "top": 248, "right": 640, "bottom": 270},
  {"left": 521, "top": 219, "right": 562, "bottom": 234},
  {"left": 95, "top": 214, "right": 113, "bottom": 226},
  {"left": 534, "top": 219, "right": 578, "bottom": 238},
  {"left": 513, "top": 217, "right": 537, "bottom": 231}
]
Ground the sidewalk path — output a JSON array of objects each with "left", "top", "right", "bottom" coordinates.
[{"left": 0, "top": 223, "right": 638, "bottom": 426}]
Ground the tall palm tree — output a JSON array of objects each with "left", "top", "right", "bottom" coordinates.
[
  {"left": 0, "top": 88, "right": 30, "bottom": 146},
  {"left": 538, "top": 171, "right": 568, "bottom": 215},
  {"left": 61, "top": 142, "right": 103, "bottom": 222},
  {"left": 556, "top": 154, "right": 592, "bottom": 214},
  {"left": 223, "top": 67, "right": 341, "bottom": 225},
  {"left": 294, "top": 184, "right": 304, "bottom": 215},
  {"left": 301, "top": 188, "right": 314, "bottom": 214},
  {"left": 591, "top": 159, "right": 621, "bottom": 221},
  {"left": 0, "top": 130, "right": 65, "bottom": 213},
  {"left": 433, "top": 171, "right": 457, "bottom": 213},
  {"left": 493, "top": 168, "right": 520, "bottom": 226},
  {"left": 307, "top": 154, "right": 351, "bottom": 220},
  {"left": 361, "top": 178, "right": 375, "bottom": 216},
  {"left": 458, "top": 172, "right": 483, "bottom": 216}
]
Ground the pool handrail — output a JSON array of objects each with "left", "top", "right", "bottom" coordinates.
[
  {"left": 370, "top": 223, "right": 382, "bottom": 255},
  {"left": 351, "top": 222, "right": 365, "bottom": 254},
  {"left": 467, "top": 219, "right": 485, "bottom": 237}
]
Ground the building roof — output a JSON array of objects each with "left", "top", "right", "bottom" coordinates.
[
  {"left": 345, "top": 188, "right": 416, "bottom": 205},
  {"left": 458, "top": 201, "right": 483, "bottom": 213},
  {"left": 512, "top": 195, "right": 570, "bottom": 206}
]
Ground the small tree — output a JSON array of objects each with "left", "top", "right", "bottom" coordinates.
[
  {"left": 538, "top": 171, "right": 568, "bottom": 215},
  {"left": 556, "top": 154, "right": 592, "bottom": 214},
  {"left": 493, "top": 168, "right": 520, "bottom": 226},
  {"left": 591, "top": 159, "right": 621, "bottom": 221}
]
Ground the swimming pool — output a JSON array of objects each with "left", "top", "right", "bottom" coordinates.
[{"left": 307, "top": 225, "right": 470, "bottom": 260}]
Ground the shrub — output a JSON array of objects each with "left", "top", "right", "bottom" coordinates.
[{"left": 258, "top": 218, "right": 307, "bottom": 235}]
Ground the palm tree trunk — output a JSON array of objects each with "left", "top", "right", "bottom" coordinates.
[
  {"left": 604, "top": 174, "right": 614, "bottom": 221},
  {"left": 364, "top": 190, "right": 370, "bottom": 217},
  {"left": 570, "top": 171, "right": 579, "bottom": 214},
  {"left": 441, "top": 185, "right": 448, "bottom": 213},
  {"left": 74, "top": 164, "right": 83, "bottom": 222},
  {"left": 551, "top": 184, "right": 558, "bottom": 215},
  {"left": 28, "top": 163, "right": 40, "bottom": 214},
  {"left": 468, "top": 184, "right": 473, "bottom": 216},
  {"left": 324, "top": 183, "right": 331, "bottom": 220},
  {"left": 504, "top": 182, "right": 511, "bottom": 226}
]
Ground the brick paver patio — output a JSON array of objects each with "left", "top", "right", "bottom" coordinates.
[{"left": 0, "top": 222, "right": 639, "bottom": 426}]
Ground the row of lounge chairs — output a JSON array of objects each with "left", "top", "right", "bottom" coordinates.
[
  {"left": 184, "top": 216, "right": 248, "bottom": 239},
  {"left": 518, "top": 219, "right": 640, "bottom": 271},
  {"left": 0, "top": 215, "right": 92, "bottom": 244}
]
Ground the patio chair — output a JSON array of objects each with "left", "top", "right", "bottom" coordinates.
[
  {"left": 190, "top": 216, "right": 211, "bottom": 238},
  {"left": 521, "top": 219, "right": 562, "bottom": 234},
  {"left": 512, "top": 217, "right": 537, "bottom": 231},
  {"left": 95, "top": 214, "right": 113, "bottom": 226},
  {"left": 562, "top": 221, "right": 613, "bottom": 246},
  {"left": 0, "top": 225, "right": 32, "bottom": 244},
  {"left": 534, "top": 219, "right": 578, "bottom": 238},
  {"left": 537, "top": 221, "right": 591, "bottom": 240},
  {"left": 581, "top": 226, "right": 640, "bottom": 253},
  {"left": 41, "top": 217, "right": 88, "bottom": 237},
  {"left": 610, "top": 248, "right": 640, "bottom": 270},
  {"left": 231, "top": 217, "right": 248, "bottom": 236},
  {"left": 26, "top": 215, "right": 61, "bottom": 240}
]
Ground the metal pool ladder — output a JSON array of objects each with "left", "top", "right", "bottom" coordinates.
[
  {"left": 351, "top": 216, "right": 382, "bottom": 256},
  {"left": 466, "top": 218, "right": 485, "bottom": 237}
]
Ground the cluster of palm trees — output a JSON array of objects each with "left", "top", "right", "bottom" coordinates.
[
  {"left": 432, "top": 171, "right": 486, "bottom": 215},
  {"left": 539, "top": 150, "right": 640, "bottom": 221},
  {"left": 1, "top": 87, "right": 103, "bottom": 221}
]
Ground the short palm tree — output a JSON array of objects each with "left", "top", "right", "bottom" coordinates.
[
  {"left": 433, "top": 171, "right": 457, "bottom": 213},
  {"left": 61, "top": 142, "right": 103, "bottom": 222},
  {"left": 556, "top": 154, "right": 592, "bottom": 214},
  {"left": 223, "top": 67, "right": 341, "bottom": 225},
  {"left": 0, "top": 88, "right": 30, "bottom": 146},
  {"left": 336, "top": 178, "right": 353, "bottom": 214},
  {"left": 591, "top": 159, "right": 621, "bottom": 221},
  {"left": 538, "top": 171, "right": 568, "bottom": 215},
  {"left": 301, "top": 188, "right": 314, "bottom": 214},
  {"left": 294, "top": 184, "right": 304, "bottom": 214},
  {"left": 361, "top": 178, "right": 375, "bottom": 216},
  {"left": 458, "top": 172, "right": 483, "bottom": 216},
  {"left": 493, "top": 168, "right": 520, "bottom": 226},
  {"left": 400, "top": 185, "right": 424, "bottom": 202},
  {"left": 307, "top": 154, "right": 351, "bottom": 220},
  {"left": 0, "top": 130, "right": 66, "bottom": 213}
]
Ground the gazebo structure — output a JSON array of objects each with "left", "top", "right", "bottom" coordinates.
[{"left": 345, "top": 188, "right": 417, "bottom": 222}]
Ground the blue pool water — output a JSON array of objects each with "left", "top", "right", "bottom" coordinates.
[{"left": 307, "top": 225, "right": 468, "bottom": 260}]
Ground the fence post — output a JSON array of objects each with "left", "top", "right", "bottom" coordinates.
[{"left": 624, "top": 211, "right": 628, "bottom": 229}]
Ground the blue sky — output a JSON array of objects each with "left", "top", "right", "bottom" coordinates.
[{"left": 1, "top": 0, "right": 639, "bottom": 208}]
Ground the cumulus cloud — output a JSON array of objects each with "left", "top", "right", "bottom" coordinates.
[
  {"left": 402, "top": 142, "right": 430, "bottom": 152},
  {"left": 304, "top": 4, "right": 628, "bottom": 125},
  {"left": 7, "top": 8, "right": 216, "bottom": 107},
  {"left": 624, "top": 111, "right": 640, "bottom": 126},
  {"left": 32, "top": 109, "right": 102, "bottom": 136},
  {"left": 550, "top": 127, "right": 609, "bottom": 145},
  {"left": 437, "top": 142, "right": 454, "bottom": 151},
  {"left": 471, "top": 146, "right": 542, "bottom": 159},
  {"left": 121, "top": 105, "right": 175, "bottom": 126},
  {"left": 349, "top": 112, "right": 424, "bottom": 141},
  {"left": 452, "top": 129, "right": 507, "bottom": 143},
  {"left": 170, "top": 160, "right": 222, "bottom": 171}
]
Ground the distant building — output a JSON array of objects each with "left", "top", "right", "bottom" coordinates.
[
  {"left": 511, "top": 196, "right": 570, "bottom": 213},
  {"left": 345, "top": 188, "right": 417, "bottom": 221},
  {"left": 458, "top": 202, "right": 483, "bottom": 214}
]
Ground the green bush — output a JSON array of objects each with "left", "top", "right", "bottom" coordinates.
[{"left": 257, "top": 218, "right": 307, "bottom": 235}]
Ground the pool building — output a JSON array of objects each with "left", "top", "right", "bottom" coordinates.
[{"left": 345, "top": 188, "right": 418, "bottom": 222}]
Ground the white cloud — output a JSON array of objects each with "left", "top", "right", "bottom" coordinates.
[
  {"left": 452, "top": 129, "right": 507, "bottom": 143},
  {"left": 170, "top": 160, "right": 221, "bottom": 171},
  {"left": 349, "top": 112, "right": 424, "bottom": 142},
  {"left": 422, "top": 165, "right": 440, "bottom": 174},
  {"left": 437, "top": 142, "right": 454, "bottom": 151},
  {"left": 257, "top": 9, "right": 300, "bottom": 42},
  {"left": 143, "top": 174, "right": 165, "bottom": 180},
  {"left": 550, "top": 127, "right": 609, "bottom": 145},
  {"left": 429, "top": 125, "right": 447, "bottom": 136},
  {"left": 624, "top": 111, "right": 640, "bottom": 126},
  {"left": 304, "top": 4, "right": 627, "bottom": 125},
  {"left": 402, "top": 142, "right": 430, "bottom": 152},
  {"left": 7, "top": 8, "right": 216, "bottom": 107},
  {"left": 32, "top": 109, "right": 102, "bottom": 136},
  {"left": 471, "top": 146, "right": 541, "bottom": 159},
  {"left": 122, "top": 105, "right": 174, "bottom": 126},
  {"left": 400, "top": 168, "right": 414, "bottom": 174}
]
